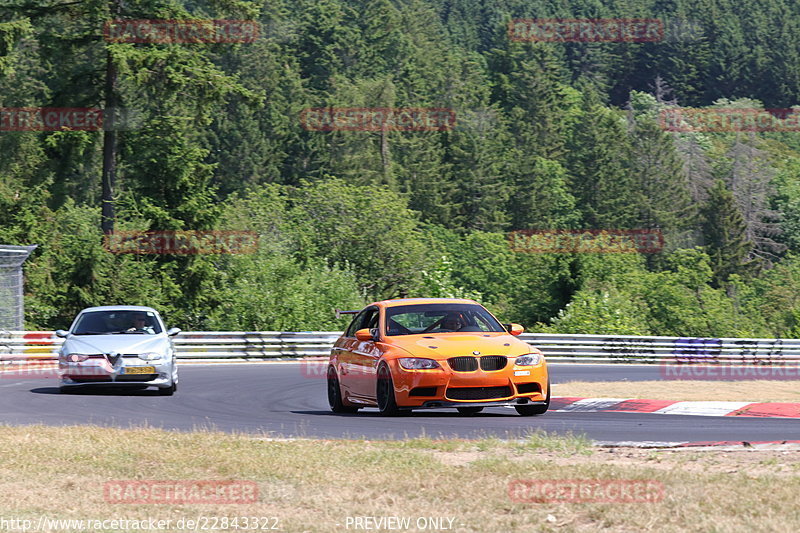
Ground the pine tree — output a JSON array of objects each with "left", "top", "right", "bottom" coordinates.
[
  {"left": 626, "top": 91, "right": 695, "bottom": 249},
  {"left": 566, "top": 90, "right": 640, "bottom": 229},
  {"left": 206, "top": 7, "right": 308, "bottom": 194},
  {"left": 509, "top": 156, "right": 579, "bottom": 231},
  {"left": 488, "top": 42, "right": 571, "bottom": 160},
  {"left": 444, "top": 113, "right": 513, "bottom": 233},
  {"left": 700, "top": 179, "right": 754, "bottom": 287}
]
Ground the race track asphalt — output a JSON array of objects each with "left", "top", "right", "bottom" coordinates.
[{"left": 0, "top": 363, "right": 796, "bottom": 444}]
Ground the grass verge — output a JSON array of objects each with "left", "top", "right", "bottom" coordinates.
[{"left": 1, "top": 426, "right": 799, "bottom": 532}]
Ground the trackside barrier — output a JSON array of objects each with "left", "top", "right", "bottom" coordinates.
[{"left": 2, "top": 331, "right": 800, "bottom": 364}]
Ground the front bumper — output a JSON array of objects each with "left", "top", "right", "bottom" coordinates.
[
  {"left": 59, "top": 359, "right": 174, "bottom": 387},
  {"left": 389, "top": 358, "right": 548, "bottom": 408},
  {"left": 415, "top": 398, "right": 547, "bottom": 409}
]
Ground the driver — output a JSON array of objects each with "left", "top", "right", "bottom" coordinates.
[
  {"left": 126, "top": 314, "right": 154, "bottom": 334},
  {"left": 440, "top": 312, "right": 466, "bottom": 331}
]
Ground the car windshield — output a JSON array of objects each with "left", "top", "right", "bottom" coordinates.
[
  {"left": 385, "top": 303, "right": 505, "bottom": 336},
  {"left": 72, "top": 310, "right": 162, "bottom": 335}
]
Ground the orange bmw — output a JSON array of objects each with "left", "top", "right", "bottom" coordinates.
[{"left": 327, "top": 298, "right": 549, "bottom": 416}]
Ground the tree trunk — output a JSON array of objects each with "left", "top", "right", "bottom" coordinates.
[{"left": 101, "top": 0, "right": 121, "bottom": 234}]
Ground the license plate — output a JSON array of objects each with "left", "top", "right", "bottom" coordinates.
[
  {"left": 514, "top": 370, "right": 530, "bottom": 376},
  {"left": 122, "top": 366, "right": 155, "bottom": 374}
]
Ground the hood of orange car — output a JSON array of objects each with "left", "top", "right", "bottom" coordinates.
[{"left": 384, "top": 333, "right": 534, "bottom": 359}]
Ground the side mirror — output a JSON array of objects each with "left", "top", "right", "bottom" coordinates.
[
  {"left": 166, "top": 328, "right": 182, "bottom": 337},
  {"left": 506, "top": 323, "right": 524, "bottom": 336},
  {"left": 55, "top": 329, "right": 69, "bottom": 338},
  {"left": 355, "top": 328, "right": 375, "bottom": 341}
]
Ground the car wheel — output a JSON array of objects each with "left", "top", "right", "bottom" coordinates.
[
  {"left": 158, "top": 382, "right": 177, "bottom": 396},
  {"left": 456, "top": 406, "right": 484, "bottom": 415},
  {"left": 376, "top": 363, "right": 402, "bottom": 416},
  {"left": 328, "top": 367, "right": 359, "bottom": 413},
  {"left": 515, "top": 379, "right": 550, "bottom": 416}
]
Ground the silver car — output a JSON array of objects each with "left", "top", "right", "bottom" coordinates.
[{"left": 56, "top": 306, "right": 180, "bottom": 395}]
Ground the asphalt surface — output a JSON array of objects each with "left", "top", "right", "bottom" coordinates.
[{"left": 0, "top": 363, "right": 797, "bottom": 444}]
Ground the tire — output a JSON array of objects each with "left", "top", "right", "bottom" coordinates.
[
  {"left": 376, "top": 364, "right": 402, "bottom": 416},
  {"left": 456, "top": 406, "right": 484, "bottom": 415},
  {"left": 158, "top": 382, "right": 176, "bottom": 396},
  {"left": 328, "top": 367, "right": 359, "bottom": 413},
  {"left": 515, "top": 379, "right": 550, "bottom": 416}
]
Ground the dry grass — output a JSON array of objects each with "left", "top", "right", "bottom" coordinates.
[
  {"left": 0, "top": 426, "right": 799, "bottom": 532},
  {"left": 552, "top": 380, "right": 800, "bottom": 402}
]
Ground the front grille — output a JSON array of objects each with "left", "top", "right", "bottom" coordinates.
[
  {"left": 448, "top": 356, "right": 478, "bottom": 372},
  {"left": 446, "top": 386, "right": 512, "bottom": 400},
  {"left": 69, "top": 377, "right": 112, "bottom": 383},
  {"left": 516, "top": 382, "right": 541, "bottom": 394},
  {"left": 115, "top": 374, "right": 159, "bottom": 382},
  {"left": 480, "top": 356, "right": 507, "bottom": 371},
  {"left": 448, "top": 356, "right": 508, "bottom": 372},
  {"left": 409, "top": 386, "right": 438, "bottom": 397}
]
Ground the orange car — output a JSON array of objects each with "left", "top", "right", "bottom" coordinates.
[{"left": 327, "top": 298, "right": 549, "bottom": 416}]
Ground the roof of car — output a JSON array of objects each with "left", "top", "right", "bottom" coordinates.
[
  {"left": 374, "top": 298, "right": 479, "bottom": 308},
  {"left": 78, "top": 305, "right": 160, "bottom": 313}
]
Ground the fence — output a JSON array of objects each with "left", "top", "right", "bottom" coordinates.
[
  {"left": 2, "top": 331, "right": 800, "bottom": 364},
  {"left": 0, "top": 245, "right": 37, "bottom": 330}
]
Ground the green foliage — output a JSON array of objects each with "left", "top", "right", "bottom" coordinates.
[
  {"left": 635, "top": 249, "right": 766, "bottom": 337},
  {"left": 3, "top": 0, "right": 800, "bottom": 337},
  {"left": 417, "top": 255, "right": 481, "bottom": 301},
  {"left": 546, "top": 286, "right": 651, "bottom": 336},
  {"left": 746, "top": 255, "right": 800, "bottom": 338},
  {"left": 288, "top": 178, "right": 429, "bottom": 300},
  {"left": 0, "top": 18, "right": 32, "bottom": 75},
  {"left": 19, "top": 201, "right": 175, "bottom": 329},
  {"left": 203, "top": 254, "right": 362, "bottom": 331}
]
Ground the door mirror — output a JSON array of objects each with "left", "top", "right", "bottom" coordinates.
[
  {"left": 355, "top": 328, "right": 375, "bottom": 341},
  {"left": 506, "top": 323, "right": 524, "bottom": 336},
  {"left": 55, "top": 329, "right": 69, "bottom": 338},
  {"left": 166, "top": 327, "right": 182, "bottom": 337}
]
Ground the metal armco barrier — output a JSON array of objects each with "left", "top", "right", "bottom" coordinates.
[{"left": 2, "top": 331, "right": 800, "bottom": 364}]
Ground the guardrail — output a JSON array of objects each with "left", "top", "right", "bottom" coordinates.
[
  {"left": 2, "top": 331, "right": 800, "bottom": 364},
  {"left": 0, "top": 331, "right": 342, "bottom": 361}
]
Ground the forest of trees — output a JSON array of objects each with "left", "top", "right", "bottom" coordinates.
[{"left": 2, "top": 0, "right": 800, "bottom": 337}]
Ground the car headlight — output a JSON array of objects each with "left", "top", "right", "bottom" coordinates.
[
  {"left": 138, "top": 352, "right": 165, "bottom": 361},
  {"left": 62, "top": 353, "right": 89, "bottom": 363},
  {"left": 398, "top": 358, "right": 441, "bottom": 370},
  {"left": 515, "top": 353, "right": 542, "bottom": 366}
]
